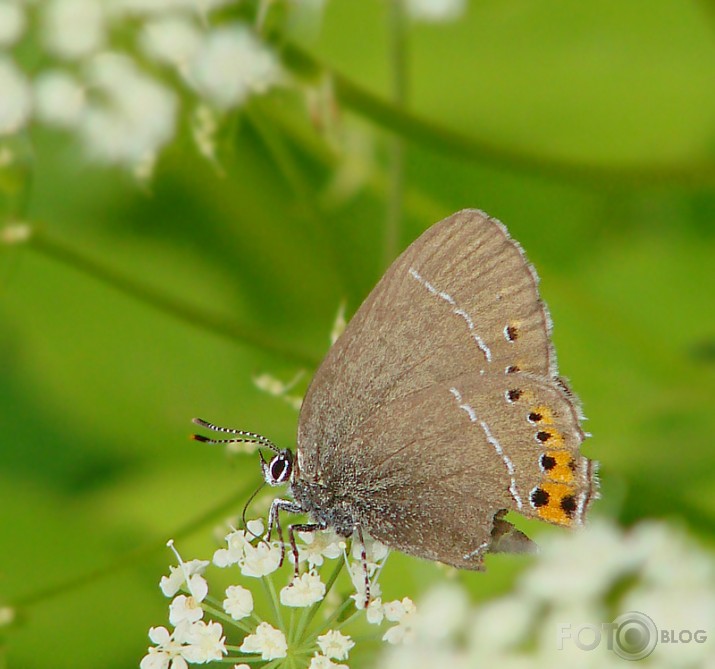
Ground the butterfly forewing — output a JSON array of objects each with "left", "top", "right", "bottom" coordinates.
[{"left": 299, "top": 210, "right": 555, "bottom": 476}]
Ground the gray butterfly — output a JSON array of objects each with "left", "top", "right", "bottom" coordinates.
[{"left": 195, "top": 209, "right": 599, "bottom": 582}]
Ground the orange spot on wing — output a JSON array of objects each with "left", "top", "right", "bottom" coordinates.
[
  {"left": 530, "top": 405, "right": 555, "bottom": 425},
  {"left": 541, "top": 450, "right": 575, "bottom": 483},
  {"left": 535, "top": 482, "right": 578, "bottom": 527}
]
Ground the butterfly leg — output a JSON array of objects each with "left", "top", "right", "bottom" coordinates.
[
  {"left": 267, "top": 498, "right": 303, "bottom": 567},
  {"left": 287, "top": 522, "right": 325, "bottom": 579},
  {"left": 356, "top": 525, "right": 370, "bottom": 608}
]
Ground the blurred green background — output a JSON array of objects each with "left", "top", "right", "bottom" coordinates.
[{"left": 2, "top": 1, "right": 715, "bottom": 667}]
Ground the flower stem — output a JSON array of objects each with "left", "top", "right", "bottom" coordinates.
[
  {"left": 278, "top": 41, "right": 715, "bottom": 188},
  {"left": 27, "top": 230, "right": 321, "bottom": 368},
  {"left": 263, "top": 575, "right": 286, "bottom": 631},
  {"left": 298, "top": 598, "right": 353, "bottom": 651},
  {"left": 202, "top": 601, "right": 254, "bottom": 634}
]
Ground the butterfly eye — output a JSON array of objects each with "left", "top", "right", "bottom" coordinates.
[{"left": 268, "top": 453, "right": 292, "bottom": 484}]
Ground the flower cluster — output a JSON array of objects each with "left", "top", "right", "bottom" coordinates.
[
  {"left": 1, "top": 0, "right": 282, "bottom": 174},
  {"left": 378, "top": 519, "right": 715, "bottom": 669},
  {"left": 0, "top": 0, "right": 469, "bottom": 178},
  {"left": 141, "top": 519, "right": 415, "bottom": 668}
]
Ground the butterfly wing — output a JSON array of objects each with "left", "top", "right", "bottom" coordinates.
[{"left": 296, "top": 209, "right": 597, "bottom": 554}]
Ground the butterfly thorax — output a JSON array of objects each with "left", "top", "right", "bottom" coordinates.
[{"left": 290, "top": 477, "right": 359, "bottom": 537}]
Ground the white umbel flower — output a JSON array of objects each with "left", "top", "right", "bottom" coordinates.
[
  {"left": 0, "top": 2, "right": 25, "bottom": 47},
  {"left": 140, "top": 625, "right": 190, "bottom": 669},
  {"left": 190, "top": 24, "right": 281, "bottom": 109},
  {"left": 280, "top": 571, "right": 326, "bottom": 607},
  {"left": 183, "top": 620, "right": 227, "bottom": 663},
  {"left": 240, "top": 540, "right": 282, "bottom": 578},
  {"left": 33, "top": 71, "right": 85, "bottom": 128},
  {"left": 169, "top": 594, "right": 205, "bottom": 626},
  {"left": 42, "top": 0, "right": 106, "bottom": 59},
  {"left": 382, "top": 598, "right": 417, "bottom": 645},
  {"left": 239, "top": 622, "right": 288, "bottom": 660},
  {"left": 316, "top": 630, "right": 355, "bottom": 660},
  {"left": 80, "top": 53, "right": 177, "bottom": 166},
  {"left": 223, "top": 585, "right": 253, "bottom": 620},
  {"left": 0, "top": 58, "right": 31, "bottom": 135},
  {"left": 141, "top": 15, "right": 202, "bottom": 74}
]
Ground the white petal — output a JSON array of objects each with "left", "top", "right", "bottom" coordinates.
[{"left": 148, "top": 626, "right": 171, "bottom": 645}]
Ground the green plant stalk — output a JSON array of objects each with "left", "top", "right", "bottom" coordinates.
[
  {"left": 278, "top": 41, "right": 715, "bottom": 188},
  {"left": 27, "top": 230, "right": 321, "bottom": 368}
]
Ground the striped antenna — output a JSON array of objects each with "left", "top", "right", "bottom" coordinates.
[{"left": 191, "top": 417, "right": 280, "bottom": 453}]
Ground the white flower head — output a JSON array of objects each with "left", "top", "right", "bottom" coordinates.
[
  {"left": 42, "top": 0, "right": 106, "bottom": 60},
  {"left": 239, "top": 622, "right": 287, "bottom": 660},
  {"left": 297, "top": 528, "right": 343, "bottom": 568},
  {"left": 280, "top": 571, "right": 326, "bottom": 607},
  {"left": 0, "top": 2, "right": 26, "bottom": 47},
  {"left": 382, "top": 598, "right": 417, "bottom": 645},
  {"left": 33, "top": 70, "right": 86, "bottom": 128},
  {"left": 169, "top": 594, "right": 205, "bottom": 626},
  {"left": 141, "top": 15, "right": 202, "bottom": 73},
  {"left": 159, "top": 558, "right": 210, "bottom": 597},
  {"left": 190, "top": 24, "right": 282, "bottom": 109},
  {"left": 141, "top": 625, "right": 189, "bottom": 669},
  {"left": 316, "top": 630, "right": 355, "bottom": 660},
  {"left": 80, "top": 52, "right": 177, "bottom": 166},
  {"left": 182, "top": 620, "right": 227, "bottom": 664},
  {"left": 223, "top": 585, "right": 253, "bottom": 620},
  {"left": 0, "top": 58, "right": 31, "bottom": 135},
  {"left": 241, "top": 540, "right": 282, "bottom": 578},
  {"left": 405, "top": 0, "right": 467, "bottom": 23}
]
